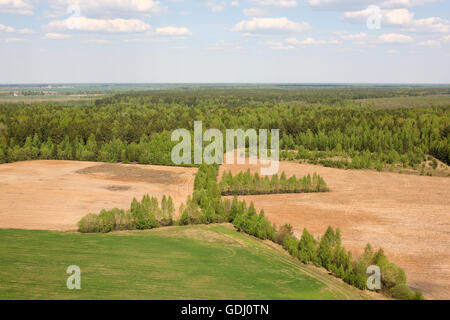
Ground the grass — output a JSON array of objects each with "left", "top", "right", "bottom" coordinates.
[{"left": 0, "top": 224, "right": 368, "bottom": 300}]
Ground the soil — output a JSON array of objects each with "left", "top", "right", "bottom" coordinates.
[
  {"left": 0, "top": 160, "right": 196, "bottom": 231},
  {"left": 219, "top": 159, "right": 450, "bottom": 299}
]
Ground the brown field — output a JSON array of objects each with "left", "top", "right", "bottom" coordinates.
[
  {"left": 0, "top": 160, "right": 196, "bottom": 231},
  {"left": 355, "top": 94, "right": 450, "bottom": 109},
  {"left": 219, "top": 160, "right": 450, "bottom": 299},
  {"left": 0, "top": 94, "right": 105, "bottom": 103}
]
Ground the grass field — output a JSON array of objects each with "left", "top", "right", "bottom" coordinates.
[{"left": 0, "top": 224, "right": 369, "bottom": 300}]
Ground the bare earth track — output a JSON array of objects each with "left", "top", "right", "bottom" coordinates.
[
  {"left": 0, "top": 161, "right": 196, "bottom": 231},
  {"left": 219, "top": 160, "right": 450, "bottom": 300}
]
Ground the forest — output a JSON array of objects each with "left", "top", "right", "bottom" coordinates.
[
  {"left": 0, "top": 87, "right": 448, "bottom": 172},
  {"left": 219, "top": 169, "right": 329, "bottom": 195}
]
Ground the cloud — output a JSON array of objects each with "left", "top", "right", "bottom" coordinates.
[
  {"left": 231, "top": 0, "right": 239, "bottom": 6},
  {"left": 202, "top": 0, "right": 226, "bottom": 12},
  {"left": 43, "top": 33, "right": 72, "bottom": 40},
  {"left": 230, "top": 17, "right": 312, "bottom": 34},
  {"left": 343, "top": 8, "right": 449, "bottom": 33},
  {"left": 251, "top": 0, "right": 298, "bottom": 7},
  {"left": 243, "top": 8, "right": 267, "bottom": 16},
  {"left": 154, "top": 26, "right": 192, "bottom": 36},
  {"left": 378, "top": 33, "right": 415, "bottom": 43},
  {"left": 381, "top": 0, "right": 440, "bottom": 9},
  {"left": 0, "top": 0, "right": 34, "bottom": 15},
  {"left": 85, "top": 39, "right": 112, "bottom": 44},
  {"left": 48, "top": 0, "right": 163, "bottom": 18},
  {"left": 207, "top": 40, "right": 243, "bottom": 51},
  {"left": 306, "top": 0, "right": 438, "bottom": 10},
  {"left": 285, "top": 37, "right": 327, "bottom": 45},
  {"left": 5, "top": 37, "right": 27, "bottom": 43},
  {"left": 0, "top": 23, "right": 33, "bottom": 34},
  {"left": 306, "top": 0, "right": 374, "bottom": 11},
  {"left": 336, "top": 31, "right": 414, "bottom": 46},
  {"left": 263, "top": 41, "right": 294, "bottom": 49},
  {"left": 46, "top": 17, "right": 151, "bottom": 33},
  {"left": 418, "top": 39, "right": 441, "bottom": 46}
]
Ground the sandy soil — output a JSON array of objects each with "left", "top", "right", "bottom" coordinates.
[
  {"left": 0, "top": 161, "right": 196, "bottom": 231},
  {"left": 219, "top": 160, "right": 450, "bottom": 300}
]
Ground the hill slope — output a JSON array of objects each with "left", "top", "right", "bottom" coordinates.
[{"left": 0, "top": 224, "right": 372, "bottom": 299}]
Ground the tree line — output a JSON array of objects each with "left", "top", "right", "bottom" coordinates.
[
  {"left": 77, "top": 163, "right": 423, "bottom": 300},
  {"left": 219, "top": 169, "right": 329, "bottom": 195},
  {"left": 281, "top": 225, "right": 423, "bottom": 300},
  {"left": 78, "top": 195, "right": 175, "bottom": 233}
]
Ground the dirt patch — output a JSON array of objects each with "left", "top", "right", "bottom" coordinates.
[
  {"left": 219, "top": 159, "right": 450, "bottom": 299},
  {"left": 76, "top": 163, "right": 182, "bottom": 184},
  {"left": 103, "top": 185, "right": 131, "bottom": 192},
  {"left": 0, "top": 160, "right": 197, "bottom": 232}
]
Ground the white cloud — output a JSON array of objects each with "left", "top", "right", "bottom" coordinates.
[
  {"left": 442, "top": 35, "right": 450, "bottom": 42},
  {"left": 154, "top": 26, "right": 192, "bottom": 36},
  {"left": 0, "top": 24, "right": 33, "bottom": 34},
  {"left": 251, "top": 0, "right": 298, "bottom": 7},
  {"left": 344, "top": 8, "right": 449, "bottom": 33},
  {"left": 231, "top": 0, "right": 240, "bottom": 6},
  {"left": 336, "top": 32, "right": 369, "bottom": 45},
  {"left": 381, "top": 0, "right": 440, "bottom": 9},
  {"left": 123, "top": 38, "right": 147, "bottom": 43},
  {"left": 203, "top": 0, "right": 226, "bottom": 12},
  {"left": 418, "top": 39, "right": 441, "bottom": 46},
  {"left": 207, "top": 40, "right": 243, "bottom": 51},
  {"left": 5, "top": 37, "right": 27, "bottom": 43},
  {"left": 48, "top": 0, "right": 163, "bottom": 18},
  {"left": 46, "top": 17, "right": 151, "bottom": 33},
  {"left": 85, "top": 39, "right": 112, "bottom": 44},
  {"left": 336, "top": 31, "right": 414, "bottom": 46},
  {"left": 263, "top": 40, "right": 294, "bottom": 49},
  {"left": 230, "top": 17, "right": 312, "bottom": 34},
  {"left": 378, "top": 33, "right": 415, "bottom": 43},
  {"left": 285, "top": 37, "right": 326, "bottom": 45},
  {"left": 306, "top": 0, "right": 438, "bottom": 10},
  {"left": 0, "top": 0, "right": 34, "bottom": 15},
  {"left": 43, "top": 33, "right": 72, "bottom": 40},
  {"left": 243, "top": 8, "right": 267, "bottom": 16}
]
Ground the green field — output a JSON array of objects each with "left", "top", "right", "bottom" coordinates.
[{"left": 0, "top": 224, "right": 369, "bottom": 300}]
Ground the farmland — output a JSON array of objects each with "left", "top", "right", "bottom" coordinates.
[
  {"left": 0, "top": 85, "right": 449, "bottom": 300},
  {"left": 0, "top": 224, "right": 373, "bottom": 300},
  {"left": 0, "top": 160, "right": 196, "bottom": 230},
  {"left": 219, "top": 160, "right": 450, "bottom": 299}
]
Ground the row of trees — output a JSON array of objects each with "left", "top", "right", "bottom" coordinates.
[
  {"left": 1, "top": 133, "right": 189, "bottom": 167},
  {"left": 78, "top": 195, "right": 175, "bottom": 233},
  {"left": 219, "top": 169, "right": 329, "bottom": 195},
  {"left": 77, "top": 162, "right": 422, "bottom": 299},
  {"left": 281, "top": 226, "right": 423, "bottom": 300}
]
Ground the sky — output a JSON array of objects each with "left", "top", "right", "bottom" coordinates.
[{"left": 0, "top": 0, "right": 449, "bottom": 84}]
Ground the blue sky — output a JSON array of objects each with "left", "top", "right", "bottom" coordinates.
[{"left": 0, "top": 0, "right": 449, "bottom": 83}]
